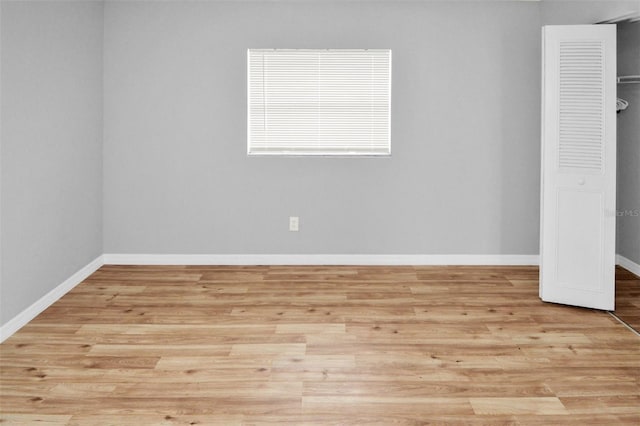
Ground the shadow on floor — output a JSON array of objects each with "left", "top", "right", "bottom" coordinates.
[{"left": 615, "top": 266, "right": 640, "bottom": 333}]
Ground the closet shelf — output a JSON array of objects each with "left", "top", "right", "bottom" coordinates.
[{"left": 617, "top": 75, "right": 640, "bottom": 84}]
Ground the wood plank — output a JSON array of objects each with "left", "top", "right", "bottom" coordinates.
[{"left": 469, "top": 397, "right": 569, "bottom": 415}]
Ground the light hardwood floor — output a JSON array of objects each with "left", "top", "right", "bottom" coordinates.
[{"left": 1, "top": 265, "right": 639, "bottom": 425}]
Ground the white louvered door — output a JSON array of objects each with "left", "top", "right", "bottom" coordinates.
[{"left": 540, "top": 25, "right": 617, "bottom": 310}]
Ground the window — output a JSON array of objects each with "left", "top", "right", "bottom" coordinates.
[{"left": 247, "top": 49, "right": 391, "bottom": 156}]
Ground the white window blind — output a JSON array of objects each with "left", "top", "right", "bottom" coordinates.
[{"left": 248, "top": 49, "right": 391, "bottom": 156}]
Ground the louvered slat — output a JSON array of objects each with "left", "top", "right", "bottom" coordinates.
[{"left": 558, "top": 41, "right": 604, "bottom": 171}]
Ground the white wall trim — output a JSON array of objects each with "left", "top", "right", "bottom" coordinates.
[
  {"left": 0, "top": 255, "right": 104, "bottom": 343},
  {"left": 617, "top": 254, "right": 640, "bottom": 277},
  {"left": 103, "top": 253, "right": 540, "bottom": 266}
]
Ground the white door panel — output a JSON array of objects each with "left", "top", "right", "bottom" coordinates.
[
  {"left": 540, "top": 25, "right": 616, "bottom": 311},
  {"left": 556, "top": 190, "right": 603, "bottom": 290}
]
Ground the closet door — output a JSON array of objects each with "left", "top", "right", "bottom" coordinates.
[{"left": 540, "top": 25, "right": 616, "bottom": 310}]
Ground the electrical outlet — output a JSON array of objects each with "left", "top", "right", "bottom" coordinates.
[{"left": 289, "top": 216, "right": 299, "bottom": 232}]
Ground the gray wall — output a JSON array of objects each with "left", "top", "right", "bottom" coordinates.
[
  {"left": 0, "top": 1, "right": 103, "bottom": 325},
  {"left": 616, "top": 21, "right": 640, "bottom": 265},
  {"left": 103, "top": 0, "right": 542, "bottom": 255}
]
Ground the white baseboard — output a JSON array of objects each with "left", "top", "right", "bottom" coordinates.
[
  {"left": 617, "top": 254, "right": 640, "bottom": 277},
  {"left": 0, "top": 255, "right": 104, "bottom": 343},
  {"left": 102, "top": 253, "right": 540, "bottom": 266}
]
